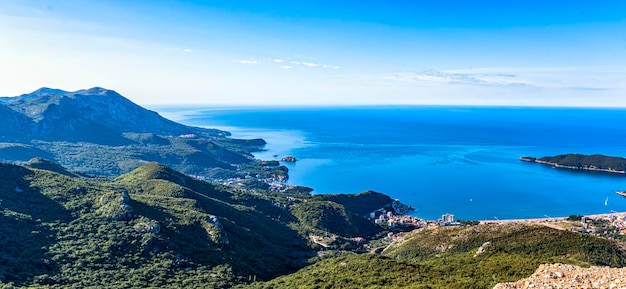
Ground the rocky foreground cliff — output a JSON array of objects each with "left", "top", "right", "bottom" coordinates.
[{"left": 494, "top": 263, "right": 626, "bottom": 289}]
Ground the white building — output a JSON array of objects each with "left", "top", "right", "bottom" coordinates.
[{"left": 440, "top": 213, "right": 455, "bottom": 225}]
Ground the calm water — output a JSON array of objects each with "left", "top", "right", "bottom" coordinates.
[{"left": 155, "top": 106, "right": 626, "bottom": 221}]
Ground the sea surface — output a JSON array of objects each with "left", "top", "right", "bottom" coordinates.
[{"left": 154, "top": 106, "right": 626, "bottom": 221}]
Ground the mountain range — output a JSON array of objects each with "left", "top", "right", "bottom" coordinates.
[{"left": 0, "top": 88, "right": 274, "bottom": 179}]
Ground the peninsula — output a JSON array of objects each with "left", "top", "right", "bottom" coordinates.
[{"left": 520, "top": 154, "right": 626, "bottom": 174}]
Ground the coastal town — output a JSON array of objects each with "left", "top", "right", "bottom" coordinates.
[
  {"left": 358, "top": 210, "right": 626, "bottom": 253},
  {"left": 210, "top": 171, "right": 626, "bottom": 248}
]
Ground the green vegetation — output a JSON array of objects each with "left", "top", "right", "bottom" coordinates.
[
  {"left": 244, "top": 254, "right": 440, "bottom": 289},
  {"left": 0, "top": 160, "right": 397, "bottom": 288},
  {"left": 250, "top": 223, "right": 626, "bottom": 289},
  {"left": 522, "top": 153, "right": 626, "bottom": 173},
  {"left": 4, "top": 158, "right": 626, "bottom": 289},
  {"left": 567, "top": 214, "right": 584, "bottom": 221},
  {"left": 314, "top": 191, "right": 393, "bottom": 216},
  {"left": 290, "top": 200, "right": 383, "bottom": 238},
  {"left": 21, "top": 137, "right": 272, "bottom": 179},
  {"left": 16, "top": 88, "right": 626, "bottom": 288}
]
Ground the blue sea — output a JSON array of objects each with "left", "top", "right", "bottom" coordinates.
[{"left": 155, "top": 106, "right": 626, "bottom": 221}]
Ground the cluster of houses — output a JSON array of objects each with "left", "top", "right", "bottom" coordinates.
[
  {"left": 369, "top": 209, "right": 460, "bottom": 229},
  {"left": 605, "top": 214, "right": 626, "bottom": 234},
  {"left": 210, "top": 173, "right": 288, "bottom": 190},
  {"left": 581, "top": 213, "right": 626, "bottom": 236}
]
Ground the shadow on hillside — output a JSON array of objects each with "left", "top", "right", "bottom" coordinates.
[
  {"left": 129, "top": 187, "right": 316, "bottom": 281},
  {"left": 0, "top": 164, "right": 70, "bottom": 286}
]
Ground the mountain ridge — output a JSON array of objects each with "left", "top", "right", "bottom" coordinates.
[
  {"left": 0, "top": 87, "right": 274, "bottom": 179},
  {"left": 1, "top": 87, "right": 227, "bottom": 143}
]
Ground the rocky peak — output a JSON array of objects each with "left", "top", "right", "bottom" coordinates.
[
  {"left": 74, "top": 87, "right": 114, "bottom": 96},
  {"left": 0, "top": 86, "right": 226, "bottom": 144},
  {"left": 23, "top": 87, "right": 68, "bottom": 97}
]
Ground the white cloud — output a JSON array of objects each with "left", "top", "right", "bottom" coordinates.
[
  {"left": 234, "top": 59, "right": 259, "bottom": 65},
  {"left": 447, "top": 66, "right": 626, "bottom": 91},
  {"left": 384, "top": 69, "right": 533, "bottom": 87},
  {"left": 362, "top": 66, "right": 626, "bottom": 106},
  {"left": 282, "top": 60, "right": 340, "bottom": 69},
  {"left": 234, "top": 55, "right": 342, "bottom": 71},
  {"left": 301, "top": 62, "right": 320, "bottom": 67}
]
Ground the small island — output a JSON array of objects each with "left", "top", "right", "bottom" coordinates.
[
  {"left": 281, "top": 156, "right": 297, "bottom": 162},
  {"left": 520, "top": 154, "right": 626, "bottom": 174}
]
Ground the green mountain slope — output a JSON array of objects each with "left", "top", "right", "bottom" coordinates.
[
  {"left": 0, "top": 160, "right": 393, "bottom": 288},
  {"left": 290, "top": 200, "right": 383, "bottom": 238},
  {"left": 249, "top": 223, "right": 626, "bottom": 289},
  {"left": 313, "top": 191, "right": 394, "bottom": 216}
]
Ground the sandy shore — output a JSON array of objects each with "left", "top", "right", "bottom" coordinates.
[{"left": 479, "top": 211, "right": 626, "bottom": 224}]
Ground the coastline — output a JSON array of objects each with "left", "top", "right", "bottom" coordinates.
[
  {"left": 520, "top": 156, "right": 626, "bottom": 174},
  {"left": 479, "top": 211, "right": 626, "bottom": 224},
  {"left": 154, "top": 106, "right": 626, "bottom": 221}
]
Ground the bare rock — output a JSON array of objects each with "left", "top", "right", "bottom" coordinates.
[
  {"left": 133, "top": 217, "right": 160, "bottom": 234},
  {"left": 97, "top": 191, "right": 135, "bottom": 221},
  {"left": 474, "top": 241, "right": 492, "bottom": 257},
  {"left": 494, "top": 263, "right": 626, "bottom": 289},
  {"left": 204, "top": 215, "right": 229, "bottom": 246}
]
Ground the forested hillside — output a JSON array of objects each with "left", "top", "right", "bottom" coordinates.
[
  {"left": 0, "top": 160, "right": 395, "bottom": 288},
  {"left": 249, "top": 223, "right": 626, "bottom": 289}
]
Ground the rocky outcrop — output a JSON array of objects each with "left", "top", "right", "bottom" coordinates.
[
  {"left": 494, "top": 263, "right": 626, "bottom": 289},
  {"left": 97, "top": 191, "right": 135, "bottom": 221},
  {"left": 133, "top": 217, "right": 161, "bottom": 234},
  {"left": 390, "top": 199, "right": 415, "bottom": 215},
  {"left": 474, "top": 241, "right": 492, "bottom": 257},
  {"left": 204, "top": 215, "right": 229, "bottom": 246}
]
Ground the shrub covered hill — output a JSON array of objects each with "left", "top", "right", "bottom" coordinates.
[
  {"left": 251, "top": 223, "right": 626, "bottom": 289},
  {"left": 0, "top": 87, "right": 282, "bottom": 180},
  {"left": 0, "top": 159, "right": 398, "bottom": 288}
]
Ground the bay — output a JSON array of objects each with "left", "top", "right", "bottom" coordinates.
[{"left": 154, "top": 106, "right": 626, "bottom": 221}]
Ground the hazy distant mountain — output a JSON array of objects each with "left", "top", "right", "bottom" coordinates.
[
  {"left": 0, "top": 87, "right": 272, "bottom": 178},
  {"left": 0, "top": 104, "right": 34, "bottom": 142},
  {"left": 0, "top": 87, "right": 226, "bottom": 145}
]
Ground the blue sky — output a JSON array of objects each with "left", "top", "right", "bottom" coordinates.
[{"left": 1, "top": 0, "right": 625, "bottom": 106}]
